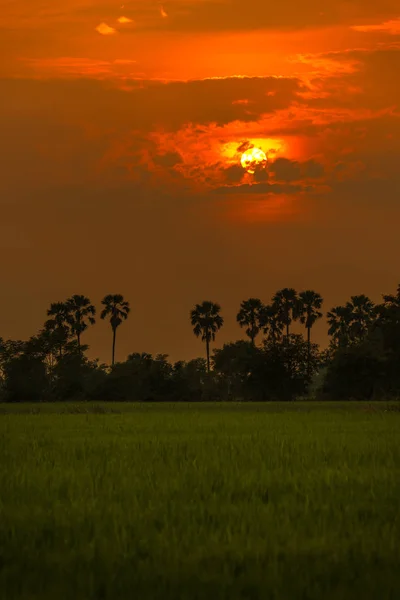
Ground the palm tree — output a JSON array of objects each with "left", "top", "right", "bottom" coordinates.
[
  {"left": 45, "top": 301, "right": 72, "bottom": 358},
  {"left": 298, "top": 290, "right": 324, "bottom": 376},
  {"left": 236, "top": 298, "right": 264, "bottom": 346},
  {"left": 272, "top": 288, "right": 299, "bottom": 341},
  {"left": 259, "top": 303, "right": 284, "bottom": 344},
  {"left": 100, "top": 294, "right": 130, "bottom": 366},
  {"left": 190, "top": 301, "right": 223, "bottom": 373},
  {"left": 65, "top": 295, "right": 96, "bottom": 352},
  {"left": 327, "top": 305, "right": 353, "bottom": 347},
  {"left": 346, "top": 295, "right": 375, "bottom": 343}
]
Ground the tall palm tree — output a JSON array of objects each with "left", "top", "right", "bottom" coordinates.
[
  {"left": 327, "top": 305, "right": 353, "bottom": 347},
  {"left": 259, "top": 303, "right": 284, "bottom": 344},
  {"left": 45, "top": 301, "right": 72, "bottom": 358},
  {"left": 346, "top": 295, "right": 375, "bottom": 343},
  {"left": 236, "top": 298, "right": 264, "bottom": 346},
  {"left": 65, "top": 295, "right": 96, "bottom": 352},
  {"left": 190, "top": 301, "right": 223, "bottom": 373},
  {"left": 100, "top": 294, "right": 130, "bottom": 366},
  {"left": 272, "top": 288, "right": 299, "bottom": 341},
  {"left": 298, "top": 290, "right": 324, "bottom": 376}
]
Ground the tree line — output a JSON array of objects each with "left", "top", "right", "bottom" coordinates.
[{"left": 1, "top": 284, "right": 400, "bottom": 402}]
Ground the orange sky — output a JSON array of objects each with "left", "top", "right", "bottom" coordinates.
[{"left": 1, "top": 0, "right": 400, "bottom": 363}]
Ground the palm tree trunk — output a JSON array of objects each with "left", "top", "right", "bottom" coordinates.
[
  {"left": 206, "top": 338, "right": 210, "bottom": 373},
  {"left": 307, "top": 326, "right": 311, "bottom": 378},
  {"left": 112, "top": 327, "right": 116, "bottom": 366},
  {"left": 77, "top": 332, "right": 80, "bottom": 352}
]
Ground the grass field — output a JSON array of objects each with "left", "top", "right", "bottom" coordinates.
[{"left": 0, "top": 401, "right": 399, "bottom": 599}]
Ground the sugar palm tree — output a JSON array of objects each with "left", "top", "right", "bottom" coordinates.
[
  {"left": 45, "top": 301, "right": 72, "bottom": 358},
  {"left": 236, "top": 298, "right": 264, "bottom": 346},
  {"left": 298, "top": 290, "right": 324, "bottom": 376},
  {"left": 259, "top": 303, "right": 284, "bottom": 344},
  {"left": 346, "top": 295, "right": 375, "bottom": 343},
  {"left": 190, "top": 301, "right": 223, "bottom": 373},
  {"left": 272, "top": 288, "right": 299, "bottom": 341},
  {"left": 327, "top": 305, "right": 353, "bottom": 347},
  {"left": 65, "top": 295, "right": 96, "bottom": 352},
  {"left": 100, "top": 294, "right": 130, "bottom": 366}
]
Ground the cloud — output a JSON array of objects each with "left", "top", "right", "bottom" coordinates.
[
  {"left": 131, "top": 0, "right": 400, "bottom": 33},
  {"left": 270, "top": 158, "right": 324, "bottom": 182},
  {"left": 213, "top": 182, "right": 304, "bottom": 195},
  {"left": 351, "top": 18, "right": 400, "bottom": 34},
  {"left": 117, "top": 16, "right": 134, "bottom": 24},
  {"left": 2, "top": 0, "right": 398, "bottom": 36},
  {"left": 0, "top": 75, "right": 302, "bottom": 131},
  {"left": 236, "top": 141, "right": 254, "bottom": 153},
  {"left": 19, "top": 57, "right": 138, "bottom": 78},
  {"left": 95, "top": 22, "right": 117, "bottom": 35},
  {"left": 224, "top": 164, "right": 245, "bottom": 183}
]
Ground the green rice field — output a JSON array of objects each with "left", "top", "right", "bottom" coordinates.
[{"left": 0, "top": 401, "right": 399, "bottom": 599}]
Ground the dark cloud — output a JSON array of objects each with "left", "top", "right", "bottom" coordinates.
[
  {"left": 236, "top": 141, "right": 254, "bottom": 153},
  {"left": 270, "top": 158, "right": 324, "bottom": 182},
  {"left": 224, "top": 164, "right": 245, "bottom": 184},
  {"left": 303, "top": 159, "right": 325, "bottom": 179},
  {"left": 120, "top": 0, "right": 400, "bottom": 33},
  {"left": 254, "top": 168, "right": 269, "bottom": 183},
  {"left": 0, "top": 75, "right": 303, "bottom": 132},
  {"left": 298, "top": 47, "right": 400, "bottom": 112},
  {"left": 271, "top": 158, "right": 302, "bottom": 182},
  {"left": 212, "top": 182, "right": 303, "bottom": 195}
]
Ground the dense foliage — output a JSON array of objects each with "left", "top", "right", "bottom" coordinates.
[{"left": 1, "top": 284, "right": 400, "bottom": 401}]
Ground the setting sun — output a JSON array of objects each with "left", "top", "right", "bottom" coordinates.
[{"left": 240, "top": 147, "right": 267, "bottom": 174}]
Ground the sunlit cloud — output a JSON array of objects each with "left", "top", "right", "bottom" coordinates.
[
  {"left": 20, "top": 57, "right": 138, "bottom": 78},
  {"left": 160, "top": 5, "right": 168, "bottom": 18},
  {"left": 95, "top": 23, "right": 117, "bottom": 36},
  {"left": 351, "top": 18, "right": 400, "bottom": 35},
  {"left": 117, "top": 16, "right": 134, "bottom": 24}
]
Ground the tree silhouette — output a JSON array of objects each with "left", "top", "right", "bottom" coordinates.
[
  {"left": 327, "top": 305, "right": 353, "bottom": 348},
  {"left": 45, "top": 302, "right": 72, "bottom": 358},
  {"left": 236, "top": 298, "right": 264, "bottom": 346},
  {"left": 259, "top": 304, "right": 284, "bottom": 344},
  {"left": 346, "top": 295, "right": 375, "bottom": 343},
  {"left": 381, "top": 284, "right": 400, "bottom": 309},
  {"left": 272, "top": 288, "right": 300, "bottom": 340},
  {"left": 65, "top": 295, "right": 96, "bottom": 352},
  {"left": 190, "top": 301, "right": 223, "bottom": 373},
  {"left": 100, "top": 294, "right": 130, "bottom": 366},
  {"left": 298, "top": 290, "right": 323, "bottom": 376}
]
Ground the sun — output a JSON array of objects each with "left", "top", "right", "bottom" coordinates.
[{"left": 240, "top": 147, "right": 267, "bottom": 174}]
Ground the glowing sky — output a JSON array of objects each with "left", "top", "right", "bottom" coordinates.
[{"left": 1, "top": 0, "right": 400, "bottom": 362}]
